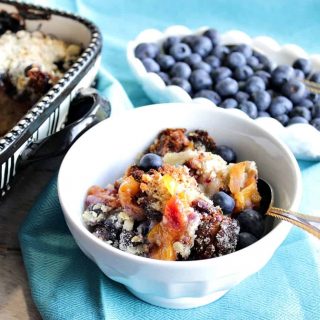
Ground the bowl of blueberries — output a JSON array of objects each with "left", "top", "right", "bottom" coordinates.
[{"left": 127, "top": 26, "right": 320, "bottom": 160}]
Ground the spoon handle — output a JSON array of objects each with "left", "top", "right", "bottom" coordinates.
[{"left": 267, "top": 207, "right": 320, "bottom": 239}]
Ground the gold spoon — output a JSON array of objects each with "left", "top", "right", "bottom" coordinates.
[{"left": 258, "top": 179, "right": 320, "bottom": 239}]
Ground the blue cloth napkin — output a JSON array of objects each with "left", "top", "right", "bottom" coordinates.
[{"left": 20, "top": 0, "right": 320, "bottom": 319}]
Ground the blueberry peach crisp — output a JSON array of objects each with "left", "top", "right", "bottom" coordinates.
[
  {"left": 83, "top": 129, "right": 266, "bottom": 261},
  {"left": 134, "top": 28, "right": 320, "bottom": 132}
]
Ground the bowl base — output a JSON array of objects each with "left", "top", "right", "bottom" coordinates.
[{"left": 126, "top": 287, "right": 228, "bottom": 309}]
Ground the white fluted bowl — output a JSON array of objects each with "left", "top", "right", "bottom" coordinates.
[{"left": 127, "top": 26, "right": 320, "bottom": 161}]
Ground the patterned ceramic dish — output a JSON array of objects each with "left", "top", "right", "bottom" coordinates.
[
  {"left": 0, "top": 0, "right": 102, "bottom": 196},
  {"left": 127, "top": 26, "right": 320, "bottom": 161}
]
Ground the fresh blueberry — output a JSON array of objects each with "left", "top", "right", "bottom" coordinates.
[
  {"left": 163, "top": 36, "right": 180, "bottom": 53},
  {"left": 170, "top": 62, "right": 192, "bottom": 79},
  {"left": 171, "top": 77, "right": 192, "bottom": 94},
  {"left": 274, "top": 114, "right": 289, "bottom": 126},
  {"left": 247, "top": 56, "right": 260, "bottom": 70},
  {"left": 215, "top": 77, "right": 239, "bottom": 97},
  {"left": 211, "top": 191, "right": 235, "bottom": 214},
  {"left": 236, "top": 209, "right": 264, "bottom": 238},
  {"left": 258, "top": 111, "right": 271, "bottom": 117},
  {"left": 269, "top": 96, "right": 293, "bottom": 116},
  {"left": 204, "top": 55, "right": 221, "bottom": 70},
  {"left": 289, "top": 106, "right": 312, "bottom": 121},
  {"left": 235, "top": 91, "right": 250, "bottom": 103},
  {"left": 189, "top": 69, "right": 212, "bottom": 91},
  {"left": 255, "top": 70, "right": 271, "bottom": 86},
  {"left": 134, "top": 43, "right": 159, "bottom": 59},
  {"left": 236, "top": 232, "right": 258, "bottom": 250},
  {"left": 156, "top": 72, "right": 171, "bottom": 85},
  {"left": 239, "top": 101, "right": 258, "bottom": 119},
  {"left": 282, "top": 79, "right": 306, "bottom": 104},
  {"left": 194, "top": 90, "right": 221, "bottom": 104},
  {"left": 308, "top": 92, "right": 320, "bottom": 104},
  {"left": 169, "top": 43, "right": 192, "bottom": 61},
  {"left": 312, "top": 104, "right": 320, "bottom": 118},
  {"left": 220, "top": 98, "right": 238, "bottom": 109},
  {"left": 245, "top": 76, "right": 266, "bottom": 94},
  {"left": 141, "top": 58, "right": 160, "bottom": 72},
  {"left": 211, "top": 45, "right": 230, "bottom": 60},
  {"left": 184, "top": 53, "right": 202, "bottom": 67},
  {"left": 192, "top": 61, "right": 212, "bottom": 73},
  {"left": 190, "top": 36, "right": 213, "bottom": 57},
  {"left": 252, "top": 90, "right": 271, "bottom": 111},
  {"left": 203, "top": 28, "right": 220, "bottom": 46},
  {"left": 288, "top": 116, "right": 309, "bottom": 125},
  {"left": 181, "top": 35, "right": 197, "bottom": 46},
  {"left": 232, "top": 44, "right": 253, "bottom": 58},
  {"left": 253, "top": 51, "right": 272, "bottom": 72},
  {"left": 214, "top": 145, "right": 237, "bottom": 163},
  {"left": 211, "top": 67, "right": 232, "bottom": 83},
  {"left": 311, "top": 118, "right": 320, "bottom": 131},
  {"left": 155, "top": 54, "right": 175, "bottom": 70},
  {"left": 310, "top": 72, "right": 320, "bottom": 83},
  {"left": 292, "top": 58, "right": 312, "bottom": 76},
  {"left": 234, "top": 65, "right": 254, "bottom": 81},
  {"left": 139, "top": 153, "right": 163, "bottom": 171},
  {"left": 299, "top": 99, "right": 313, "bottom": 109},
  {"left": 226, "top": 52, "right": 246, "bottom": 69},
  {"left": 271, "top": 65, "right": 295, "bottom": 87},
  {"left": 294, "top": 69, "right": 305, "bottom": 80}
]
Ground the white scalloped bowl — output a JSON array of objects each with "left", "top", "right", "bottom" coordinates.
[
  {"left": 127, "top": 26, "right": 320, "bottom": 161},
  {"left": 58, "top": 103, "right": 302, "bottom": 309}
]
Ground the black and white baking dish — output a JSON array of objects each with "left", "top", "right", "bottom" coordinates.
[{"left": 0, "top": 0, "right": 102, "bottom": 196}]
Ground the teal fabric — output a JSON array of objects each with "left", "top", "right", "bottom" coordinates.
[{"left": 20, "top": 1, "right": 320, "bottom": 319}]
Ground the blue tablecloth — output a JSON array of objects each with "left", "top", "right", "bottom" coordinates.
[{"left": 20, "top": 1, "right": 320, "bottom": 319}]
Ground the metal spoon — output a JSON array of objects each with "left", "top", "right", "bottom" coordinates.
[{"left": 258, "top": 179, "right": 320, "bottom": 239}]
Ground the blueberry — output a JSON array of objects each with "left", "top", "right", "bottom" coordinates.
[
  {"left": 141, "top": 58, "right": 160, "bottom": 72},
  {"left": 247, "top": 56, "right": 260, "bottom": 70},
  {"left": 234, "top": 65, "right": 254, "bottom": 81},
  {"left": 311, "top": 118, "right": 320, "bottom": 130},
  {"left": 171, "top": 77, "right": 192, "bottom": 94},
  {"left": 245, "top": 76, "right": 266, "bottom": 94},
  {"left": 292, "top": 58, "right": 311, "bottom": 76},
  {"left": 194, "top": 90, "right": 221, "bottom": 104},
  {"left": 282, "top": 79, "right": 307, "bottom": 104},
  {"left": 204, "top": 55, "right": 221, "bottom": 70},
  {"left": 271, "top": 65, "right": 295, "bottom": 87},
  {"left": 211, "top": 67, "right": 232, "bottom": 83},
  {"left": 134, "top": 43, "right": 159, "bottom": 59},
  {"left": 170, "top": 62, "right": 192, "bottom": 79},
  {"left": 252, "top": 90, "right": 271, "bottom": 111},
  {"left": 189, "top": 69, "right": 212, "bottom": 91},
  {"left": 155, "top": 54, "right": 175, "bottom": 70},
  {"left": 215, "top": 77, "right": 239, "bottom": 97},
  {"left": 215, "top": 145, "right": 237, "bottom": 163},
  {"left": 289, "top": 106, "right": 312, "bottom": 121},
  {"left": 156, "top": 72, "right": 171, "bottom": 85},
  {"left": 181, "top": 35, "right": 197, "bottom": 46},
  {"left": 274, "top": 114, "right": 289, "bottom": 126},
  {"left": 236, "top": 209, "right": 264, "bottom": 238},
  {"left": 235, "top": 91, "right": 250, "bottom": 103},
  {"left": 212, "top": 191, "right": 235, "bottom": 214},
  {"left": 255, "top": 70, "right": 271, "bottom": 86},
  {"left": 287, "top": 116, "right": 309, "bottom": 125},
  {"left": 253, "top": 51, "right": 272, "bottom": 72},
  {"left": 139, "top": 153, "right": 163, "bottom": 170},
  {"left": 220, "top": 98, "right": 238, "bottom": 109},
  {"left": 236, "top": 232, "right": 258, "bottom": 250},
  {"left": 203, "top": 28, "right": 220, "bottom": 46},
  {"left": 269, "top": 96, "right": 293, "bottom": 116},
  {"left": 190, "top": 36, "right": 213, "bottom": 57},
  {"left": 310, "top": 72, "right": 320, "bottom": 83},
  {"left": 308, "top": 92, "right": 320, "bottom": 104},
  {"left": 226, "top": 52, "right": 246, "bottom": 69},
  {"left": 184, "top": 53, "right": 202, "bottom": 67},
  {"left": 211, "top": 45, "right": 230, "bottom": 60},
  {"left": 192, "top": 61, "right": 212, "bottom": 73},
  {"left": 299, "top": 99, "right": 313, "bottom": 109},
  {"left": 169, "top": 43, "right": 192, "bottom": 61},
  {"left": 294, "top": 69, "right": 305, "bottom": 80},
  {"left": 239, "top": 101, "right": 258, "bottom": 119},
  {"left": 312, "top": 104, "right": 320, "bottom": 118},
  {"left": 258, "top": 111, "right": 271, "bottom": 117},
  {"left": 163, "top": 36, "right": 180, "bottom": 53},
  {"left": 232, "top": 44, "right": 253, "bottom": 58}
]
